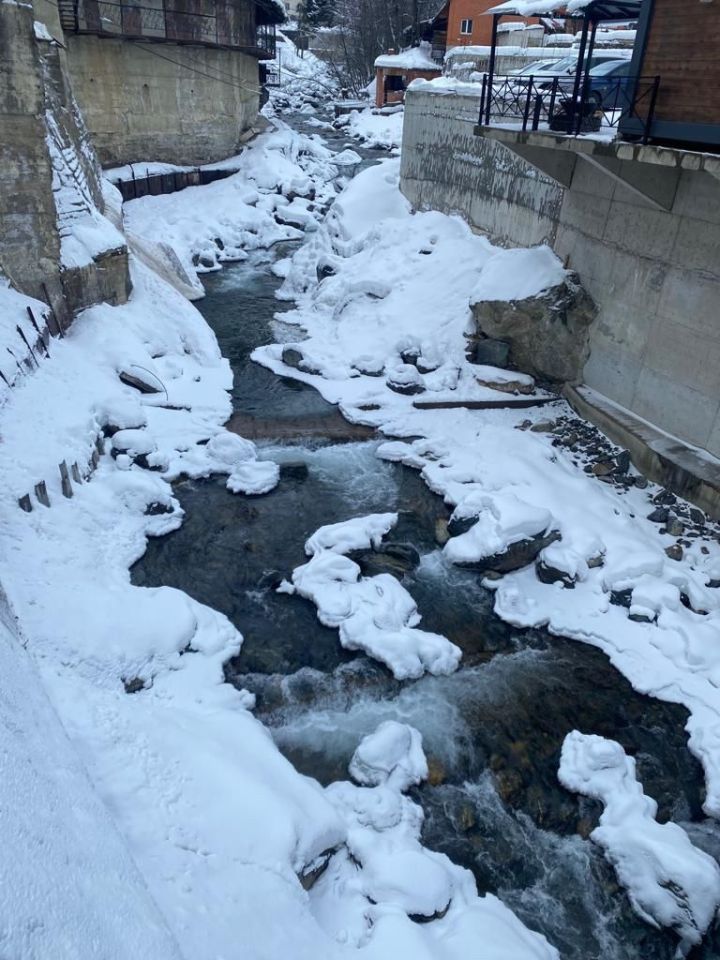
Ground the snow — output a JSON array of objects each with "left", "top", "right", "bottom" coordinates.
[
  {"left": 0, "top": 111, "right": 564, "bottom": 960},
  {"left": 33, "top": 18, "right": 53, "bottom": 40},
  {"left": 0, "top": 597, "right": 183, "bottom": 960},
  {"left": 311, "top": 721, "right": 559, "bottom": 958},
  {"left": 559, "top": 732, "right": 720, "bottom": 953},
  {"left": 253, "top": 151, "right": 720, "bottom": 832},
  {"left": 121, "top": 122, "right": 344, "bottom": 284},
  {"left": 342, "top": 109, "right": 406, "bottom": 150},
  {"left": 375, "top": 43, "right": 439, "bottom": 71},
  {"left": 443, "top": 492, "right": 554, "bottom": 566},
  {"left": 286, "top": 514, "right": 462, "bottom": 680},
  {"left": 470, "top": 245, "right": 568, "bottom": 302}
]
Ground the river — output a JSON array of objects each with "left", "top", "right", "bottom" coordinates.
[{"left": 131, "top": 118, "right": 720, "bottom": 959}]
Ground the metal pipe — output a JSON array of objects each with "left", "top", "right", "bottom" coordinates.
[
  {"left": 485, "top": 14, "right": 500, "bottom": 125},
  {"left": 570, "top": 15, "right": 590, "bottom": 135}
]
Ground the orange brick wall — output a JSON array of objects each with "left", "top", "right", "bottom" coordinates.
[{"left": 446, "top": 0, "right": 539, "bottom": 48}]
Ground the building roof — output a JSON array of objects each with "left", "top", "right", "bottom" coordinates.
[
  {"left": 486, "top": 0, "right": 644, "bottom": 20},
  {"left": 375, "top": 44, "right": 439, "bottom": 70}
]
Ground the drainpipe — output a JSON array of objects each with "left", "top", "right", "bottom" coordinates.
[{"left": 485, "top": 13, "right": 500, "bottom": 125}]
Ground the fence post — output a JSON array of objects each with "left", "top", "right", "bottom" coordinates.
[
  {"left": 479, "top": 73, "right": 487, "bottom": 127},
  {"left": 522, "top": 78, "right": 534, "bottom": 132}
]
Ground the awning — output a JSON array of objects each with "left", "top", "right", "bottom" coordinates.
[{"left": 485, "top": 0, "right": 644, "bottom": 20}]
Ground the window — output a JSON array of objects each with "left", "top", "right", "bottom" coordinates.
[{"left": 460, "top": 18, "right": 473, "bottom": 35}]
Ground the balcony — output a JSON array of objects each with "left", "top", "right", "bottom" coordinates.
[
  {"left": 59, "top": 0, "right": 276, "bottom": 57},
  {"left": 477, "top": 73, "right": 661, "bottom": 143}
]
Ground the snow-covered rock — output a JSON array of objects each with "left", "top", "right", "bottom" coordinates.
[{"left": 559, "top": 731, "right": 720, "bottom": 953}]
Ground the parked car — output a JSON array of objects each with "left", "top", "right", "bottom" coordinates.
[{"left": 508, "top": 59, "right": 562, "bottom": 76}]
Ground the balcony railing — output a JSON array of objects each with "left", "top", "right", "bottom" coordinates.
[
  {"left": 62, "top": 0, "right": 276, "bottom": 55},
  {"left": 478, "top": 73, "right": 660, "bottom": 143}
]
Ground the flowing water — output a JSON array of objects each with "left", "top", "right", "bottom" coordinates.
[{"left": 132, "top": 121, "right": 720, "bottom": 959}]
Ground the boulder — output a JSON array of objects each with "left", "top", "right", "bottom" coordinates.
[
  {"left": 386, "top": 364, "right": 424, "bottom": 396},
  {"left": 281, "top": 346, "right": 321, "bottom": 375},
  {"left": 470, "top": 272, "right": 595, "bottom": 383},
  {"left": 348, "top": 542, "right": 421, "bottom": 579},
  {"left": 457, "top": 529, "right": 560, "bottom": 575}
]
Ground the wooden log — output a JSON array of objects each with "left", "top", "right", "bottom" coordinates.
[
  {"left": 18, "top": 494, "right": 32, "bottom": 513},
  {"left": 34, "top": 481, "right": 50, "bottom": 507},
  {"left": 59, "top": 461, "right": 73, "bottom": 498}
]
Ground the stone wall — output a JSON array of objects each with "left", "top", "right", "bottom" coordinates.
[
  {"left": 401, "top": 87, "right": 720, "bottom": 458},
  {"left": 66, "top": 36, "right": 260, "bottom": 167}
]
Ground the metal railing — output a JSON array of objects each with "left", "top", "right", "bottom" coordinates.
[
  {"left": 479, "top": 73, "right": 660, "bottom": 142},
  {"left": 67, "top": 0, "right": 276, "bottom": 54}
]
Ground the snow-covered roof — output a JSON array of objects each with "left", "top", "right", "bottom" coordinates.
[
  {"left": 375, "top": 44, "right": 439, "bottom": 71},
  {"left": 486, "top": 0, "right": 643, "bottom": 18}
]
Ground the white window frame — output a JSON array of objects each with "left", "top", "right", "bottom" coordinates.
[{"left": 460, "top": 18, "right": 473, "bottom": 35}]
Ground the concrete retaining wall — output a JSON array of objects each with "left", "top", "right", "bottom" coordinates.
[
  {"left": 401, "top": 87, "right": 720, "bottom": 458},
  {"left": 66, "top": 36, "right": 260, "bottom": 167}
]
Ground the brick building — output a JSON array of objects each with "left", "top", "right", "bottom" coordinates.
[{"left": 432, "top": 0, "right": 541, "bottom": 48}]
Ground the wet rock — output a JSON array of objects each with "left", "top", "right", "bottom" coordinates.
[
  {"left": 409, "top": 902, "right": 450, "bottom": 924},
  {"left": 386, "top": 365, "right": 424, "bottom": 396},
  {"left": 400, "top": 347, "right": 421, "bottom": 365},
  {"left": 665, "top": 544, "right": 684, "bottom": 562},
  {"left": 457, "top": 530, "right": 561, "bottom": 575},
  {"left": 281, "top": 346, "right": 321, "bottom": 375},
  {"left": 144, "top": 501, "right": 173, "bottom": 516},
  {"left": 470, "top": 272, "right": 595, "bottom": 383},
  {"left": 446, "top": 514, "right": 478, "bottom": 538},
  {"left": 466, "top": 336, "right": 510, "bottom": 369},
  {"left": 118, "top": 369, "right": 161, "bottom": 394},
  {"left": 587, "top": 552, "right": 605, "bottom": 569},
  {"left": 198, "top": 253, "right": 216, "bottom": 269},
  {"left": 536, "top": 559, "right": 575, "bottom": 588},
  {"left": 349, "top": 541, "right": 420, "bottom": 578},
  {"left": 258, "top": 569, "right": 285, "bottom": 590},
  {"left": 666, "top": 516, "right": 685, "bottom": 537},
  {"left": 592, "top": 460, "right": 615, "bottom": 477},
  {"left": 689, "top": 508, "right": 706, "bottom": 527},
  {"left": 633, "top": 475, "right": 649, "bottom": 489},
  {"left": 280, "top": 461, "right": 310, "bottom": 481},
  {"left": 298, "top": 848, "right": 336, "bottom": 891},
  {"left": 530, "top": 420, "right": 556, "bottom": 433},
  {"left": 214, "top": 236, "right": 225, "bottom": 250},
  {"left": 647, "top": 507, "right": 669, "bottom": 524},
  {"left": 615, "top": 450, "right": 631, "bottom": 474},
  {"left": 434, "top": 518, "right": 450, "bottom": 546},
  {"left": 653, "top": 489, "right": 677, "bottom": 506},
  {"left": 123, "top": 676, "right": 146, "bottom": 694},
  {"left": 316, "top": 262, "right": 336, "bottom": 281},
  {"left": 416, "top": 357, "right": 440, "bottom": 375},
  {"left": 353, "top": 360, "right": 385, "bottom": 377},
  {"left": 427, "top": 757, "right": 446, "bottom": 786},
  {"left": 610, "top": 588, "right": 633, "bottom": 608},
  {"left": 474, "top": 371, "right": 535, "bottom": 396}
]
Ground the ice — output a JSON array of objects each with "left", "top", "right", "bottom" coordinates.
[{"left": 559, "top": 731, "right": 720, "bottom": 953}]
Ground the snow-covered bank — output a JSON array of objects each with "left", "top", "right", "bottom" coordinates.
[
  {"left": 0, "top": 121, "right": 559, "bottom": 959},
  {"left": 253, "top": 152, "right": 720, "bottom": 844}
]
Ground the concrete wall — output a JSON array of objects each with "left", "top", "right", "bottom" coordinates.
[
  {"left": 0, "top": 3, "right": 62, "bottom": 301},
  {"left": 401, "top": 87, "right": 720, "bottom": 457},
  {"left": 66, "top": 36, "right": 261, "bottom": 166}
]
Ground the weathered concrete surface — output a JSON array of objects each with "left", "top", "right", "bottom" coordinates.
[
  {"left": 0, "top": 3, "right": 62, "bottom": 301},
  {"left": 471, "top": 274, "right": 596, "bottom": 383},
  {"left": 66, "top": 36, "right": 260, "bottom": 167},
  {"left": 566, "top": 385, "right": 720, "bottom": 520},
  {"left": 401, "top": 87, "right": 720, "bottom": 458},
  {"left": 0, "top": 3, "right": 130, "bottom": 313}
]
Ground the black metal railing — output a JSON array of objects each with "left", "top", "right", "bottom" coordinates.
[
  {"left": 479, "top": 73, "right": 660, "bottom": 143},
  {"left": 70, "top": 0, "right": 276, "bottom": 54}
]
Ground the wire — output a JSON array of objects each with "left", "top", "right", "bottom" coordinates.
[{"left": 133, "top": 41, "right": 263, "bottom": 97}]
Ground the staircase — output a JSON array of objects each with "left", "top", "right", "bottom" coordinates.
[{"left": 57, "top": 0, "right": 78, "bottom": 34}]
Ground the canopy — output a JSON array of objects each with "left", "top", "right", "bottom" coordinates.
[{"left": 485, "top": 0, "right": 644, "bottom": 20}]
